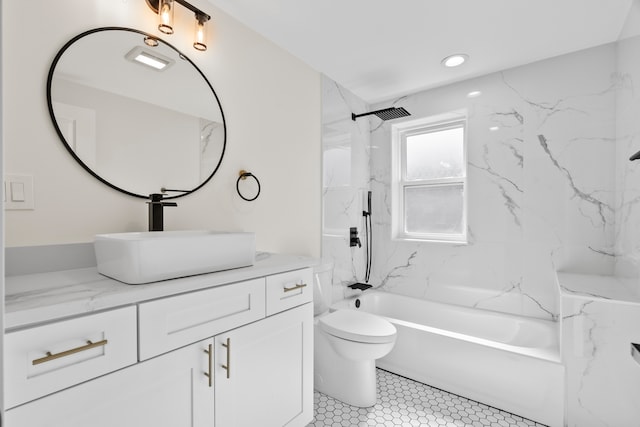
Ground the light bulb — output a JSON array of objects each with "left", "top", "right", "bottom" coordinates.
[
  {"left": 193, "top": 14, "right": 208, "bottom": 51},
  {"left": 158, "top": 0, "right": 174, "bottom": 34}
]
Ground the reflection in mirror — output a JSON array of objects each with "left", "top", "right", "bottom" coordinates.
[{"left": 47, "top": 27, "right": 226, "bottom": 198}]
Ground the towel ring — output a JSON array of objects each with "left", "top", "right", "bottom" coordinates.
[{"left": 236, "top": 170, "right": 261, "bottom": 201}]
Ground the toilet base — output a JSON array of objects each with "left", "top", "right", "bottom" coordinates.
[{"left": 314, "top": 326, "right": 378, "bottom": 407}]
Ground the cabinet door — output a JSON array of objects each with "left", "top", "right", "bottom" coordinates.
[
  {"left": 215, "top": 303, "right": 313, "bottom": 427},
  {"left": 6, "top": 339, "right": 215, "bottom": 427}
]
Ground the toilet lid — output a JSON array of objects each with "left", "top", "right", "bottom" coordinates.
[{"left": 319, "top": 309, "right": 397, "bottom": 344}]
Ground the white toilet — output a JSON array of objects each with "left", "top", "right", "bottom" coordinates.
[{"left": 313, "top": 262, "right": 397, "bottom": 407}]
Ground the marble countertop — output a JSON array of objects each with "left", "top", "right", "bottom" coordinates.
[
  {"left": 556, "top": 271, "right": 640, "bottom": 305},
  {"left": 5, "top": 252, "right": 317, "bottom": 331}
]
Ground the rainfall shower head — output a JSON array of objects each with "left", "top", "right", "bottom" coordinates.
[{"left": 351, "top": 107, "right": 410, "bottom": 122}]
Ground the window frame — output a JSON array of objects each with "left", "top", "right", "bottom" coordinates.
[{"left": 391, "top": 112, "right": 468, "bottom": 243}]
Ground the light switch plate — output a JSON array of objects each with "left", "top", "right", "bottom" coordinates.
[
  {"left": 4, "top": 174, "right": 34, "bottom": 210},
  {"left": 11, "top": 182, "right": 25, "bottom": 202}
]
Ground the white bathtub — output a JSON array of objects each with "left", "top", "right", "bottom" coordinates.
[{"left": 332, "top": 291, "right": 564, "bottom": 427}]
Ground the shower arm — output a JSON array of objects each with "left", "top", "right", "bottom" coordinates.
[{"left": 351, "top": 107, "right": 410, "bottom": 122}]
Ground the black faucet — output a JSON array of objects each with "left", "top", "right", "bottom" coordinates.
[{"left": 147, "top": 193, "right": 177, "bottom": 232}]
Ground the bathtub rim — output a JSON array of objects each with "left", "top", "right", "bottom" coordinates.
[{"left": 331, "top": 292, "right": 561, "bottom": 363}]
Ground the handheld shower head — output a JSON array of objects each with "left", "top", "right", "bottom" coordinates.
[
  {"left": 352, "top": 107, "right": 410, "bottom": 122},
  {"left": 363, "top": 190, "right": 371, "bottom": 217},
  {"left": 362, "top": 190, "right": 373, "bottom": 283}
]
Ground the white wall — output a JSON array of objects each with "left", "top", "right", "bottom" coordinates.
[
  {"left": 0, "top": 0, "right": 5, "bottom": 417},
  {"left": 54, "top": 79, "right": 203, "bottom": 194},
  {"left": 2, "top": 0, "right": 321, "bottom": 257}
]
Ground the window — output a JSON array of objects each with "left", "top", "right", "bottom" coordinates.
[{"left": 391, "top": 112, "right": 467, "bottom": 243}]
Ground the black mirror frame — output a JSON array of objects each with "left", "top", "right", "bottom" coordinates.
[{"left": 46, "top": 26, "right": 227, "bottom": 200}]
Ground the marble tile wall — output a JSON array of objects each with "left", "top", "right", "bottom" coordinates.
[
  {"left": 560, "top": 7, "right": 640, "bottom": 425},
  {"left": 323, "top": 43, "right": 621, "bottom": 321},
  {"left": 615, "top": 29, "right": 640, "bottom": 288},
  {"left": 562, "top": 295, "right": 640, "bottom": 426},
  {"left": 321, "top": 8, "right": 640, "bottom": 425},
  {"left": 321, "top": 76, "right": 371, "bottom": 301},
  {"left": 366, "top": 44, "right": 618, "bottom": 321}
]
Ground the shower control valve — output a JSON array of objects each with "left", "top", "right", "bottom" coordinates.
[{"left": 350, "top": 227, "right": 362, "bottom": 248}]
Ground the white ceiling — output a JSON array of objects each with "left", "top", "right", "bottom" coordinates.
[{"left": 207, "top": 0, "right": 633, "bottom": 104}]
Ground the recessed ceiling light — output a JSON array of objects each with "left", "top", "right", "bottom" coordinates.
[
  {"left": 467, "top": 90, "right": 482, "bottom": 98},
  {"left": 489, "top": 126, "right": 500, "bottom": 131},
  {"left": 442, "top": 54, "right": 468, "bottom": 68}
]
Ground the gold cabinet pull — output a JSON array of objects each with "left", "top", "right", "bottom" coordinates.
[
  {"left": 283, "top": 283, "right": 307, "bottom": 293},
  {"left": 204, "top": 343, "right": 213, "bottom": 387},
  {"left": 32, "top": 339, "right": 108, "bottom": 366},
  {"left": 221, "top": 338, "right": 231, "bottom": 379}
]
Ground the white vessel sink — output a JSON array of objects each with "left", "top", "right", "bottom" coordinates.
[{"left": 94, "top": 230, "right": 255, "bottom": 284}]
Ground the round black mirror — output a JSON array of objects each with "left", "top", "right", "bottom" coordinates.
[{"left": 47, "top": 27, "right": 226, "bottom": 199}]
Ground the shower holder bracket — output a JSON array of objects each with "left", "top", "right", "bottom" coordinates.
[{"left": 632, "top": 343, "right": 640, "bottom": 366}]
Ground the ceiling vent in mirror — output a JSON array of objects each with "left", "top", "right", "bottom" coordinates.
[{"left": 125, "top": 46, "right": 174, "bottom": 71}]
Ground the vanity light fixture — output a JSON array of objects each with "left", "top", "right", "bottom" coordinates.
[
  {"left": 146, "top": 0, "right": 212, "bottom": 51},
  {"left": 442, "top": 54, "right": 468, "bottom": 68}
]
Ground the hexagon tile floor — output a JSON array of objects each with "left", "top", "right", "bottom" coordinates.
[{"left": 308, "top": 369, "right": 546, "bottom": 427}]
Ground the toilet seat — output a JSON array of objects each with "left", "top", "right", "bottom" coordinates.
[{"left": 319, "top": 309, "right": 396, "bottom": 344}]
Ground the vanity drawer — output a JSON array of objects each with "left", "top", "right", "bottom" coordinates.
[
  {"left": 138, "top": 278, "right": 266, "bottom": 360},
  {"left": 5, "top": 306, "right": 137, "bottom": 409},
  {"left": 266, "top": 268, "right": 313, "bottom": 316}
]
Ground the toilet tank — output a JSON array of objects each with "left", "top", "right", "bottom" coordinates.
[{"left": 313, "top": 261, "right": 334, "bottom": 315}]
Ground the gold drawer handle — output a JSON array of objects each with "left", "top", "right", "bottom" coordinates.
[
  {"left": 221, "top": 338, "right": 231, "bottom": 379},
  {"left": 32, "top": 339, "right": 108, "bottom": 366},
  {"left": 283, "top": 283, "right": 307, "bottom": 293},
  {"left": 204, "top": 343, "right": 213, "bottom": 387}
]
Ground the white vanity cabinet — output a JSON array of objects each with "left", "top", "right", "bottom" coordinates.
[
  {"left": 5, "top": 264, "right": 314, "bottom": 427},
  {"left": 138, "top": 277, "right": 266, "bottom": 360},
  {"left": 213, "top": 268, "right": 314, "bottom": 427},
  {"left": 215, "top": 303, "right": 313, "bottom": 427},
  {"left": 5, "top": 305, "right": 137, "bottom": 410},
  {"left": 6, "top": 338, "right": 215, "bottom": 427}
]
